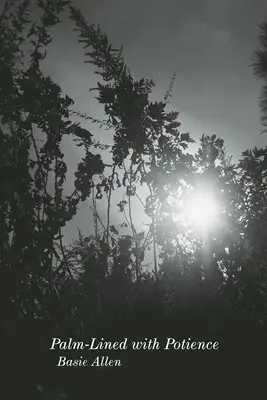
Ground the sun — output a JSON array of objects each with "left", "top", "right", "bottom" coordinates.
[
  {"left": 165, "top": 188, "right": 220, "bottom": 233},
  {"left": 182, "top": 191, "right": 219, "bottom": 231}
]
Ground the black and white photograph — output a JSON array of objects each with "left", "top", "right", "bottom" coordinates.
[{"left": 1, "top": 0, "right": 267, "bottom": 397}]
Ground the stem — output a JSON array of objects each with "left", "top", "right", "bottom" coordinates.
[
  {"left": 106, "top": 164, "right": 116, "bottom": 246},
  {"left": 29, "top": 122, "right": 49, "bottom": 221},
  {"left": 150, "top": 198, "right": 158, "bottom": 280},
  {"left": 142, "top": 161, "right": 159, "bottom": 281},
  {"left": 92, "top": 185, "right": 98, "bottom": 244},
  {"left": 124, "top": 160, "right": 140, "bottom": 283},
  {"left": 89, "top": 204, "right": 119, "bottom": 251}
]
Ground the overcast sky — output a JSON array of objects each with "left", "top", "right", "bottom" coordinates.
[
  {"left": 37, "top": 0, "right": 267, "bottom": 243},
  {"left": 47, "top": 0, "right": 267, "bottom": 151}
]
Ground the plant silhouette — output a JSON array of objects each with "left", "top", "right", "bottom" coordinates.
[{"left": 1, "top": 0, "right": 267, "bottom": 397}]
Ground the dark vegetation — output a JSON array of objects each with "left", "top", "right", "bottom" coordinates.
[{"left": 1, "top": 0, "right": 267, "bottom": 397}]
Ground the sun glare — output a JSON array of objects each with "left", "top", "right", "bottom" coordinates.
[{"left": 183, "top": 192, "right": 219, "bottom": 230}]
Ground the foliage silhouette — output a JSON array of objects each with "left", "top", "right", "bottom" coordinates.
[
  {"left": 253, "top": 22, "right": 267, "bottom": 133},
  {"left": 1, "top": 1, "right": 267, "bottom": 397}
]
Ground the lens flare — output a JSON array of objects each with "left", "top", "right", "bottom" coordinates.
[{"left": 183, "top": 192, "right": 219, "bottom": 230}]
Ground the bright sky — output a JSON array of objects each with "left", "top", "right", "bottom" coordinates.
[{"left": 37, "top": 0, "right": 267, "bottom": 243}]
